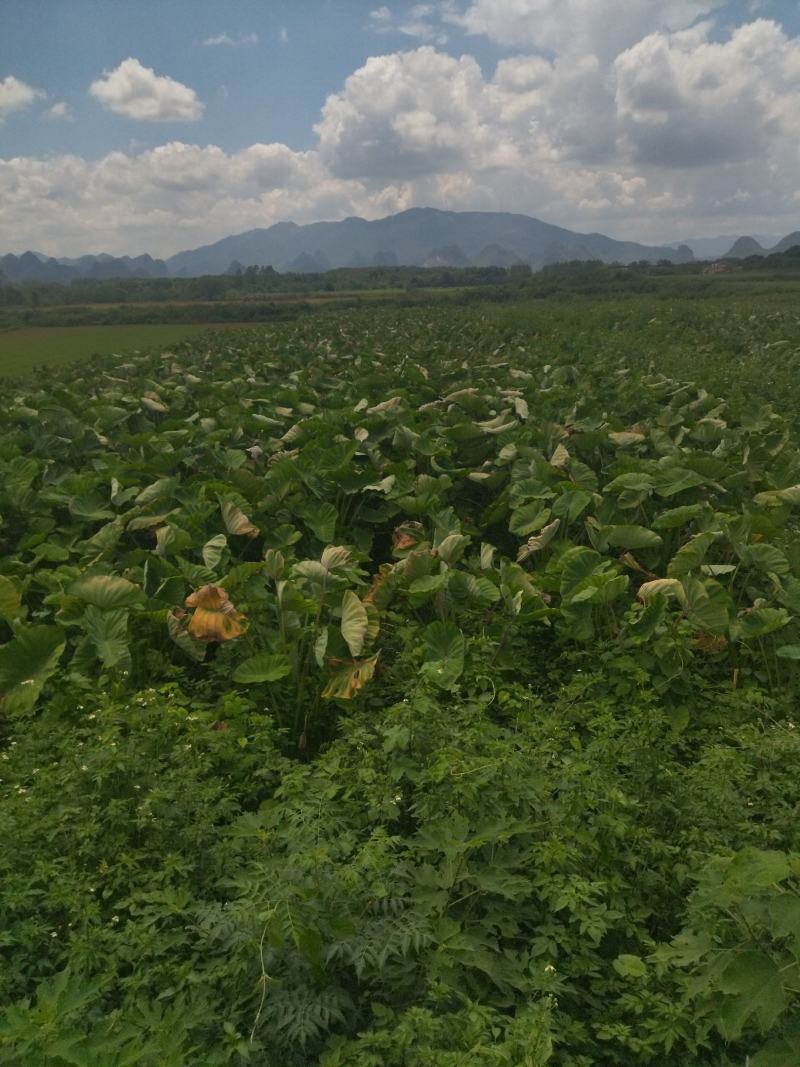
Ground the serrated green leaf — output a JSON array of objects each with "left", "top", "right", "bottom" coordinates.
[
  {"left": 613, "top": 954, "right": 647, "bottom": 978},
  {"left": 717, "top": 951, "right": 786, "bottom": 1039}
]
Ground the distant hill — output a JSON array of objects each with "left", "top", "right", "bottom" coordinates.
[
  {"left": 0, "top": 251, "right": 167, "bottom": 284},
  {"left": 673, "top": 234, "right": 781, "bottom": 259},
  {"left": 165, "top": 208, "right": 694, "bottom": 276},
  {"left": 770, "top": 231, "right": 800, "bottom": 255},
  {"left": 724, "top": 236, "right": 766, "bottom": 258},
  {"left": 6, "top": 210, "right": 800, "bottom": 284},
  {"left": 474, "top": 244, "right": 524, "bottom": 268}
]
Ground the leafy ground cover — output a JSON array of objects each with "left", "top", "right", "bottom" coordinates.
[{"left": 1, "top": 300, "right": 800, "bottom": 1065}]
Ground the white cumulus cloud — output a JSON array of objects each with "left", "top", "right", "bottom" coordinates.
[
  {"left": 449, "top": 0, "right": 722, "bottom": 57},
  {"left": 615, "top": 19, "right": 800, "bottom": 166},
  {"left": 89, "top": 58, "right": 203, "bottom": 121},
  {"left": 0, "top": 75, "right": 44, "bottom": 120},
  {"left": 316, "top": 47, "right": 494, "bottom": 179},
  {"left": 45, "top": 101, "right": 74, "bottom": 121},
  {"left": 202, "top": 32, "right": 258, "bottom": 47},
  {"left": 369, "top": 4, "right": 448, "bottom": 43}
]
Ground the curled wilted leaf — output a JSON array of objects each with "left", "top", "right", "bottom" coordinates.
[
  {"left": 393, "top": 521, "right": 425, "bottom": 552},
  {"left": 363, "top": 564, "right": 396, "bottom": 608},
  {"left": 608, "top": 431, "right": 646, "bottom": 447},
  {"left": 366, "top": 396, "right": 403, "bottom": 416},
  {"left": 695, "top": 633, "right": 728, "bottom": 653},
  {"left": 322, "top": 653, "right": 379, "bottom": 700},
  {"left": 220, "top": 500, "right": 259, "bottom": 538},
  {"left": 184, "top": 585, "right": 246, "bottom": 642},
  {"left": 517, "top": 519, "right": 561, "bottom": 562}
]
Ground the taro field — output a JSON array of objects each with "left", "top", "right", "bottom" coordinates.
[{"left": 2, "top": 299, "right": 800, "bottom": 1066}]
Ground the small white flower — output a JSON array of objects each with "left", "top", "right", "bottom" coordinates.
[
  {"left": 81, "top": 764, "right": 88, "bottom": 771},
  {"left": 111, "top": 915, "right": 120, "bottom": 923}
]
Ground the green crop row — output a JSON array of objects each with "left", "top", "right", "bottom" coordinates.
[{"left": 1, "top": 301, "right": 800, "bottom": 1065}]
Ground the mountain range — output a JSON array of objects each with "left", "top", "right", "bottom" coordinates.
[{"left": 1, "top": 208, "right": 798, "bottom": 283}]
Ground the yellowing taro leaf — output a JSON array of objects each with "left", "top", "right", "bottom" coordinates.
[
  {"left": 221, "top": 500, "right": 259, "bottom": 538},
  {"left": 393, "top": 521, "right": 425, "bottom": 552},
  {"left": 341, "top": 590, "right": 368, "bottom": 657},
  {"left": 517, "top": 518, "right": 561, "bottom": 562},
  {"left": 320, "top": 545, "right": 352, "bottom": 572},
  {"left": 637, "top": 578, "right": 686, "bottom": 605},
  {"left": 322, "top": 654, "right": 379, "bottom": 700},
  {"left": 549, "top": 444, "right": 570, "bottom": 471},
  {"left": 363, "top": 564, "right": 396, "bottom": 608},
  {"left": 696, "top": 633, "right": 728, "bottom": 653},
  {"left": 185, "top": 585, "right": 246, "bottom": 642},
  {"left": 609, "top": 431, "right": 646, "bottom": 447},
  {"left": 167, "top": 609, "right": 206, "bottom": 662}
]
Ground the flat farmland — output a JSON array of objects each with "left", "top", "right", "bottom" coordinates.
[
  {"left": 2, "top": 296, "right": 800, "bottom": 1064},
  {"left": 0, "top": 324, "right": 244, "bottom": 377}
]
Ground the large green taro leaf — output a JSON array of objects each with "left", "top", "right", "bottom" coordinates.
[{"left": 0, "top": 625, "right": 65, "bottom": 715}]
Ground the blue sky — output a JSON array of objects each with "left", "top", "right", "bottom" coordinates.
[
  {"left": 0, "top": 0, "right": 502, "bottom": 158},
  {"left": 1, "top": 0, "right": 799, "bottom": 255}
]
